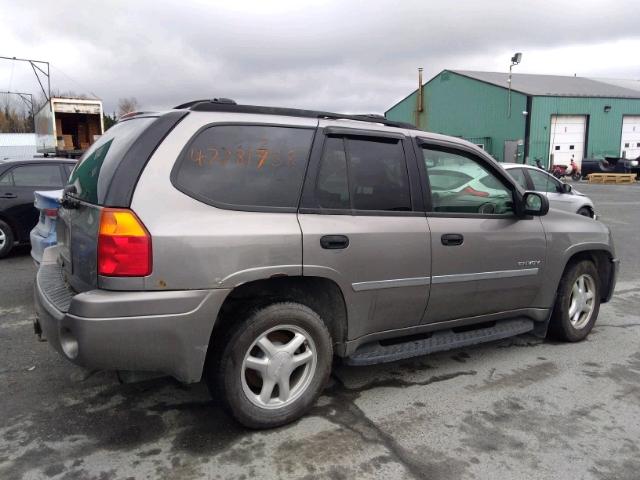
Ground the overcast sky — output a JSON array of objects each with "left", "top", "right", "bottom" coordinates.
[{"left": 1, "top": 0, "right": 640, "bottom": 115}]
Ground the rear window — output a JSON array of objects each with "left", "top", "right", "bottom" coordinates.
[
  {"left": 67, "top": 117, "right": 155, "bottom": 203},
  {"left": 172, "top": 125, "right": 314, "bottom": 210}
]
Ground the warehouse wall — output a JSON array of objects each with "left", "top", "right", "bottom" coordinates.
[
  {"left": 528, "top": 96, "right": 640, "bottom": 165},
  {"left": 386, "top": 71, "right": 528, "bottom": 161}
]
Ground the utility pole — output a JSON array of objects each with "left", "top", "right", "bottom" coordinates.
[
  {"left": 507, "top": 52, "right": 522, "bottom": 118},
  {"left": 0, "top": 55, "right": 51, "bottom": 103},
  {"left": 416, "top": 67, "right": 424, "bottom": 128}
]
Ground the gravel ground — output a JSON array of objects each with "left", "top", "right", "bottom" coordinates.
[{"left": 1, "top": 182, "right": 639, "bottom": 480}]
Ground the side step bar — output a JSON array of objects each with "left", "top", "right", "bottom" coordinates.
[{"left": 345, "top": 318, "right": 535, "bottom": 366}]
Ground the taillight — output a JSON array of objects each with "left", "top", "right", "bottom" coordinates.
[
  {"left": 97, "top": 208, "right": 152, "bottom": 277},
  {"left": 462, "top": 186, "right": 490, "bottom": 197},
  {"left": 43, "top": 208, "right": 58, "bottom": 218}
]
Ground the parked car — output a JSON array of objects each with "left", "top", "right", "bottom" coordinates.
[
  {"left": 503, "top": 163, "right": 596, "bottom": 218},
  {"left": 30, "top": 189, "right": 64, "bottom": 264},
  {"left": 581, "top": 156, "right": 640, "bottom": 179},
  {"left": 34, "top": 100, "right": 618, "bottom": 429},
  {"left": 0, "top": 158, "right": 76, "bottom": 258}
]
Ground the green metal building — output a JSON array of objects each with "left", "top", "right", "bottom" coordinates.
[{"left": 385, "top": 70, "right": 640, "bottom": 167}]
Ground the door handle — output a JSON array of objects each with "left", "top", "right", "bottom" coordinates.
[
  {"left": 441, "top": 233, "right": 464, "bottom": 246},
  {"left": 0, "top": 193, "right": 17, "bottom": 199},
  {"left": 320, "top": 235, "right": 349, "bottom": 250}
]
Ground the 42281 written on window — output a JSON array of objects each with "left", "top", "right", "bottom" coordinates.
[{"left": 173, "top": 125, "right": 315, "bottom": 209}]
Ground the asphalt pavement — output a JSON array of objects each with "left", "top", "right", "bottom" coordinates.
[{"left": 1, "top": 182, "right": 639, "bottom": 480}]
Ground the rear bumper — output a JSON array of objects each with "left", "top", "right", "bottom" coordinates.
[
  {"left": 29, "top": 228, "right": 57, "bottom": 265},
  {"left": 34, "top": 247, "right": 230, "bottom": 383}
]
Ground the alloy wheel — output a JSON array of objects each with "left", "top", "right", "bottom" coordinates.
[
  {"left": 241, "top": 324, "right": 317, "bottom": 410},
  {"left": 568, "top": 274, "right": 596, "bottom": 329}
]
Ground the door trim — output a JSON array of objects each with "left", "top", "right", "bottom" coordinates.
[
  {"left": 431, "top": 268, "right": 539, "bottom": 284},
  {"left": 352, "top": 276, "right": 431, "bottom": 291}
]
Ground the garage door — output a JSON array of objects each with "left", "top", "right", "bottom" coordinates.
[
  {"left": 620, "top": 116, "right": 640, "bottom": 159},
  {"left": 549, "top": 115, "right": 587, "bottom": 168}
]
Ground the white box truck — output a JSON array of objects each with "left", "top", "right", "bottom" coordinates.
[{"left": 35, "top": 97, "right": 104, "bottom": 157}]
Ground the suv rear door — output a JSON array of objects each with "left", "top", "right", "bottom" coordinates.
[
  {"left": 299, "top": 124, "right": 431, "bottom": 341},
  {"left": 57, "top": 116, "right": 160, "bottom": 292},
  {"left": 417, "top": 140, "right": 547, "bottom": 323}
]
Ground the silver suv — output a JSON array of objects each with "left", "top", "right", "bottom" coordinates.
[{"left": 35, "top": 99, "right": 618, "bottom": 428}]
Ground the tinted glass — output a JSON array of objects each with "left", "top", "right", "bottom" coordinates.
[
  {"left": 174, "top": 126, "right": 314, "bottom": 209},
  {"left": 422, "top": 148, "right": 513, "bottom": 215},
  {"left": 428, "top": 171, "right": 472, "bottom": 191},
  {"left": 0, "top": 170, "right": 12, "bottom": 185},
  {"left": 347, "top": 138, "right": 411, "bottom": 211},
  {"left": 62, "top": 164, "right": 74, "bottom": 179},
  {"left": 506, "top": 167, "right": 528, "bottom": 189},
  {"left": 11, "top": 165, "right": 63, "bottom": 187},
  {"left": 316, "top": 137, "right": 349, "bottom": 209},
  {"left": 528, "top": 169, "right": 561, "bottom": 193},
  {"left": 68, "top": 117, "right": 155, "bottom": 203}
]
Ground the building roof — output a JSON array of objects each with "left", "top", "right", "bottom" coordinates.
[{"left": 451, "top": 70, "right": 640, "bottom": 99}]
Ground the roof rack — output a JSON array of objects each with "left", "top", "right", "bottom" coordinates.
[{"left": 173, "top": 99, "right": 416, "bottom": 129}]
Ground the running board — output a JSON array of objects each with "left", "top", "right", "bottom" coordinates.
[{"left": 345, "top": 318, "right": 535, "bottom": 366}]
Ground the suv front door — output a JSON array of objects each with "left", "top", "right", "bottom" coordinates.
[
  {"left": 299, "top": 126, "right": 431, "bottom": 340},
  {"left": 417, "top": 142, "right": 547, "bottom": 324}
]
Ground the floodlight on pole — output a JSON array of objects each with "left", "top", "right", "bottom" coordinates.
[{"left": 508, "top": 52, "right": 522, "bottom": 118}]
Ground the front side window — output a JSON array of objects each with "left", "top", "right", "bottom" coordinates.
[
  {"left": 174, "top": 125, "right": 314, "bottom": 209},
  {"left": 422, "top": 147, "right": 513, "bottom": 215},
  {"left": 11, "top": 165, "right": 63, "bottom": 187},
  {"left": 528, "top": 169, "right": 561, "bottom": 193}
]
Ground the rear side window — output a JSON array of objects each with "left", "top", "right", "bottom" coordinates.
[
  {"left": 348, "top": 138, "right": 411, "bottom": 211},
  {"left": 528, "top": 169, "right": 562, "bottom": 193},
  {"left": 507, "top": 167, "right": 528, "bottom": 189},
  {"left": 173, "top": 125, "right": 314, "bottom": 209},
  {"left": 10, "top": 165, "right": 63, "bottom": 187},
  {"left": 68, "top": 117, "right": 156, "bottom": 204}
]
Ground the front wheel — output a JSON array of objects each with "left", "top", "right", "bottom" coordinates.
[
  {"left": 571, "top": 172, "right": 581, "bottom": 181},
  {"left": 549, "top": 260, "right": 600, "bottom": 342},
  {"left": 206, "top": 302, "right": 333, "bottom": 429},
  {"left": 577, "top": 207, "right": 592, "bottom": 217}
]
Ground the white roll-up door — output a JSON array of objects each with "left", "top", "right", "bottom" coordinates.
[
  {"left": 620, "top": 116, "right": 640, "bottom": 159},
  {"left": 549, "top": 115, "right": 587, "bottom": 168}
]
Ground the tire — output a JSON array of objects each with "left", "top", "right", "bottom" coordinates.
[
  {"left": 549, "top": 260, "right": 600, "bottom": 342},
  {"left": 0, "top": 220, "right": 14, "bottom": 258},
  {"left": 206, "top": 302, "right": 333, "bottom": 429},
  {"left": 571, "top": 172, "right": 581, "bottom": 181},
  {"left": 577, "top": 207, "right": 592, "bottom": 217}
]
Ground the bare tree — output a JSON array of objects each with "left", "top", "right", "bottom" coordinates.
[{"left": 118, "top": 97, "right": 139, "bottom": 117}]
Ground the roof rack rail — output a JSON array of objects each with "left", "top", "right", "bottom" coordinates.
[
  {"left": 174, "top": 98, "right": 237, "bottom": 109},
  {"left": 173, "top": 100, "right": 416, "bottom": 129}
]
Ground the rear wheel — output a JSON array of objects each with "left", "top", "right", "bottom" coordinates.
[
  {"left": 0, "top": 220, "right": 14, "bottom": 258},
  {"left": 549, "top": 260, "right": 600, "bottom": 341},
  {"left": 206, "top": 302, "right": 333, "bottom": 429}
]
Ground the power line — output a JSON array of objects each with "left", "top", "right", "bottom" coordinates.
[{"left": 50, "top": 64, "right": 100, "bottom": 99}]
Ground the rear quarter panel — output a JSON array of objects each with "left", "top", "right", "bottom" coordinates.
[{"left": 129, "top": 112, "right": 315, "bottom": 291}]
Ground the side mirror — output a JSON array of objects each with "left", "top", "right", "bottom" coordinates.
[
  {"left": 560, "top": 183, "right": 572, "bottom": 194},
  {"left": 521, "top": 191, "right": 549, "bottom": 216}
]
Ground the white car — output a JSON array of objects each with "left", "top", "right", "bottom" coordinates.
[{"left": 502, "top": 163, "right": 595, "bottom": 218}]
